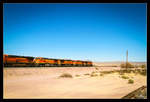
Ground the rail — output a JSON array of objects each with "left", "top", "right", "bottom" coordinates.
[{"left": 121, "top": 85, "right": 147, "bottom": 99}]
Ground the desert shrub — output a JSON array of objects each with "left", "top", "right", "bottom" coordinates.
[
  {"left": 75, "top": 74, "right": 80, "bottom": 77},
  {"left": 92, "top": 71, "right": 96, "bottom": 74},
  {"left": 121, "top": 75, "right": 129, "bottom": 79},
  {"left": 111, "top": 65, "right": 117, "bottom": 67},
  {"left": 139, "top": 69, "right": 147, "bottom": 76},
  {"left": 84, "top": 73, "right": 90, "bottom": 76},
  {"left": 59, "top": 73, "right": 73, "bottom": 78},
  {"left": 95, "top": 67, "right": 99, "bottom": 70},
  {"left": 100, "top": 73, "right": 104, "bottom": 76},
  {"left": 116, "top": 70, "right": 121, "bottom": 73},
  {"left": 120, "top": 62, "right": 134, "bottom": 68},
  {"left": 128, "top": 79, "right": 134, "bottom": 84},
  {"left": 110, "top": 71, "right": 115, "bottom": 73},
  {"left": 120, "top": 63, "right": 126, "bottom": 68},
  {"left": 101, "top": 71, "right": 111, "bottom": 74},
  {"left": 141, "top": 64, "right": 146, "bottom": 68},
  {"left": 90, "top": 74, "right": 98, "bottom": 77},
  {"left": 137, "top": 69, "right": 141, "bottom": 73}
]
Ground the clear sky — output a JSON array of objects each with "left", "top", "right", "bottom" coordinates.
[{"left": 3, "top": 3, "right": 147, "bottom": 62}]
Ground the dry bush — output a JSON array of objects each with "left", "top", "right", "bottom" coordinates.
[
  {"left": 115, "top": 70, "right": 121, "bottom": 73},
  {"left": 75, "top": 74, "right": 80, "bottom": 77},
  {"left": 100, "top": 73, "right": 104, "bottom": 76},
  {"left": 141, "top": 64, "right": 146, "bottom": 68},
  {"left": 59, "top": 73, "right": 73, "bottom": 78},
  {"left": 120, "top": 63, "right": 126, "bottom": 68},
  {"left": 121, "top": 75, "right": 129, "bottom": 79},
  {"left": 101, "top": 71, "right": 111, "bottom": 74},
  {"left": 120, "top": 62, "right": 134, "bottom": 68},
  {"left": 91, "top": 71, "right": 96, "bottom": 74},
  {"left": 139, "top": 69, "right": 147, "bottom": 76},
  {"left": 111, "top": 65, "right": 117, "bottom": 67},
  {"left": 84, "top": 73, "right": 90, "bottom": 76},
  {"left": 128, "top": 79, "right": 134, "bottom": 84},
  {"left": 95, "top": 67, "right": 99, "bottom": 70},
  {"left": 90, "top": 73, "right": 98, "bottom": 77}
]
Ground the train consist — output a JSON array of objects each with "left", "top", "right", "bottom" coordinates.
[{"left": 3, "top": 54, "right": 93, "bottom": 67}]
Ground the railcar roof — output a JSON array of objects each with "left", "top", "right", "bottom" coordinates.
[{"left": 6, "top": 54, "right": 34, "bottom": 58}]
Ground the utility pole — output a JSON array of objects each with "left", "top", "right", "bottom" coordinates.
[{"left": 126, "top": 50, "right": 128, "bottom": 69}]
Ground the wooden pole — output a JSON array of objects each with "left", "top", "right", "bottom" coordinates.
[{"left": 126, "top": 50, "right": 128, "bottom": 69}]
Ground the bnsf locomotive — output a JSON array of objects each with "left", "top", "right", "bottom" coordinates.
[{"left": 3, "top": 54, "right": 93, "bottom": 67}]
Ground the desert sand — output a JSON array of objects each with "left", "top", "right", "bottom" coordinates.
[
  {"left": 93, "top": 62, "right": 146, "bottom": 67},
  {"left": 3, "top": 66, "right": 146, "bottom": 99}
]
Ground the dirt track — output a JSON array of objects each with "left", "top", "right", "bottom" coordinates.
[{"left": 3, "top": 67, "right": 146, "bottom": 99}]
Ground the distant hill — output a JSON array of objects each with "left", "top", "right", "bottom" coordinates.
[{"left": 93, "top": 61, "right": 146, "bottom": 67}]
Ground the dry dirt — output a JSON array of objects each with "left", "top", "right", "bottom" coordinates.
[
  {"left": 93, "top": 61, "right": 146, "bottom": 67},
  {"left": 3, "top": 67, "right": 147, "bottom": 99}
]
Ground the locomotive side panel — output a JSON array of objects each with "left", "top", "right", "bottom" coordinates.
[
  {"left": 3, "top": 55, "right": 34, "bottom": 67},
  {"left": 33, "top": 58, "right": 59, "bottom": 67}
]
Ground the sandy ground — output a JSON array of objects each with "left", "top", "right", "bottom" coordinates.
[
  {"left": 93, "top": 62, "right": 146, "bottom": 67},
  {"left": 3, "top": 67, "right": 146, "bottom": 99}
]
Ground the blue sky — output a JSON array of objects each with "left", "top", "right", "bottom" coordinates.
[{"left": 3, "top": 3, "right": 147, "bottom": 62}]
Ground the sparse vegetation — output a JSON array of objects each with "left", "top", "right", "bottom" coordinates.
[
  {"left": 91, "top": 71, "right": 96, "bottom": 74},
  {"left": 120, "top": 62, "right": 134, "bottom": 68},
  {"left": 90, "top": 73, "right": 98, "bottom": 77},
  {"left": 141, "top": 64, "right": 146, "bottom": 68},
  {"left": 75, "top": 74, "right": 80, "bottom": 77},
  {"left": 100, "top": 73, "right": 104, "bottom": 76},
  {"left": 101, "top": 71, "right": 111, "bottom": 74},
  {"left": 128, "top": 79, "right": 134, "bottom": 84},
  {"left": 84, "top": 73, "right": 90, "bottom": 76},
  {"left": 121, "top": 75, "right": 129, "bottom": 79},
  {"left": 59, "top": 73, "right": 73, "bottom": 78},
  {"left": 95, "top": 67, "right": 99, "bottom": 70},
  {"left": 139, "top": 69, "right": 147, "bottom": 76},
  {"left": 99, "top": 70, "right": 115, "bottom": 75},
  {"left": 111, "top": 65, "right": 117, "bottom": 67}
]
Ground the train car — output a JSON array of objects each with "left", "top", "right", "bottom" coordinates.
[
  {"left": 87, "top": 61, "right": 93, "bottom": 66},
  {"left": 72, "top": 60, "right": 77, "bottom": 66},
  {"left": 75, "top": 60, "right": 83, "bottom": 66},
  {"left": 82, "top": 61, "right": 88, "bottom": 66},
  {"left": 59, "top": 59, "right": 72, "bottom": 67},
  {"left": 33, "top": 57, "right": 59, "bottom": 67},
  {"left": 3, "top": 54, "right": 93, "bottom": 67},
  {"left": 3, "top": 54, "right": 34, "bottom": 67},
  {"left": 64, "top": 60, "right": 73, "bottom": 66}
]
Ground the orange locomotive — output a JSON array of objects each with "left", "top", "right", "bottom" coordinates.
[
  {"left": 33, "top": 57, "right": 59, "bottom": 67},
  {"left": 3, "top": 54, "right": 93, "bottom": 67},
  {"left": 3, "top": 54, "right": 34, "bottom": 67}
]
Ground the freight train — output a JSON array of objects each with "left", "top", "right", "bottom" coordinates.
[{"left": 3, "top": 54, "right": 93, "bottom": 67}]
